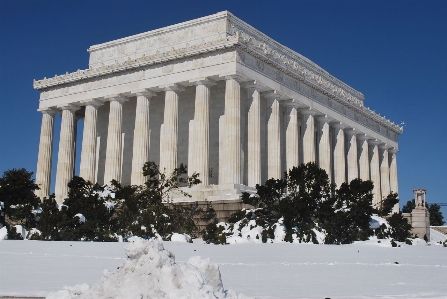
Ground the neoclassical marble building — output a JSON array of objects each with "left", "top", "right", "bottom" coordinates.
[{"left": 34, "top": 11, "right": 402, "bottom": 209}]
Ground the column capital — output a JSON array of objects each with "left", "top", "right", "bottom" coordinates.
[
  {"left": 130, "top": 89, "right": 157, "bottom": 98},
  {"left": 299, "top": 107, "right": 318, "bottom": 116},
  {"left": 331, "top": 121, "right": 346, "bottom": 129},
  {"left": 282, "top": 98, "right": 306, "bottom": 108},
  {"left": 389, "top": 147, "right": 399, "bottom": 154},
  {"left": 379, "top": 143, "right": 390, "bottom": 150},
  {"left": 367, "top": 138, "right": 381, "bottom": 145},
  {"left": 262, "top": 90, "right": 285, "bottom": 101},
  {"left": 345, "top": 128, "right": 359, "bottom": 136},
  {"left": 80, "top": 99, "right": 104, "bottom": 108},
  {"left": 219, "top": 71, "right": 247, "bottom": 82},
  {"left": 189, "top": 77, "right": 216, "bottom": 87},
  {"left": 158, "top": 83, "right": 185, "bottom": 93},
  {"left": 57, "top": 103, "right": 81, "bottom": 112},
  {"left": 357, "top": 133, "right": 371, "bottom": 141},
  {"left": 315, "top": 114, "right": 333, "bottom": 123},
  {"left": 242, "top": 80, "right": 268, "bottom": 91},
  {"left": 38, "top": 107, "right": 58, "bottom": 116},
  {"left": 105, "top": 94, "right": 128, "bottom": 104}
]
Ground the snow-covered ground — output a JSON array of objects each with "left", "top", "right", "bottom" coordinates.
[{"left": 0, "top": 239, "right": 446, "bottom": 299}]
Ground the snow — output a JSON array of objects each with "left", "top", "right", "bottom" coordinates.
[
  {"left": 0, "top": 239, "right": 446, "bottom": 298},
  {"left": 74, "top": 213, "right": 86, "bottom": 223},
  {"left": 0, "top": 226, "right": 6, "bottom": 240},
  {"left": 46, "top": 237, "right": 249, "bottom": 299},
  {"left": 170, "top": 233, "right": 192, "bottom": 243}
]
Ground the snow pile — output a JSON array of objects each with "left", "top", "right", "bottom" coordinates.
[
  {"left": 0, "top": 226, "right": 7, "bottom": 240},
  {"left": 46, "top": 237, "right": 252, "bottom": 299},
  {"left": 170, "top": 232, "right": 192, "bottom": 243}
]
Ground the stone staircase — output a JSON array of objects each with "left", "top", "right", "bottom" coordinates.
[{"left": 430, "top": 226, "right": 447, "bottom": 243}]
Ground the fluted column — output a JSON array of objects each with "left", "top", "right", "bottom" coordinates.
[
  {"left": 333, "top": 122, "right": 346, "bottom": 188},
  {"left": 379, "top": 144, "right": 391, "bottom": 200},
  {"left": 301, "top": 108, "right": 316, "bottom": 163},
  {"left": 79, "top": 100, "right": 103, "bottom": 183},
  {"left": 389, "top": 148, "right": 399, "bottom": 213},
  {"left": 35, "top": 108, "right": 56, "bottom": 198},
  {"left": 220, "top": 77, "right": 241, "bottom": 185},
  {"left": 130, "top": 90, "right": 156, "bottom": 185},
  {"left": 346, "top": 128, "right": 359, "bottom": 183},
  {"left": 247, "top": 85, "right": 262, "bottom": 186},
  {"left": 104, "top": 96, "right": 127, "bottom": 184},
  {"left": 188, "top": 79, "right": 214, "bottom": 185},
  {"left": 265, "top": 91, "right": 281, "bottom": 179},
  {"left": 316, "top": 115, "right": 331, "bottom": 180},
  {"left": 285, "top": 106, "right": 299, "bottom": 172},
  {"left": 55, "top": 104, "right": 79, "bottom": 202},
  {"left": 159, "top": 85, "right": 184, "bottom": 177},
  {"left": 369, "top": 139, "right": 381, "bottom": 207},
  {"left": 357, "top": 134, "right": 370, "bottom": 181}
]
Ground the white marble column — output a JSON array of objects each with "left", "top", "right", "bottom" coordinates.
[
  {"left": 265, "top": 91, "right": 281, "bottom": 179},
  {"left": 130, "top": 90, "right": 156, "bottom": 186},
  {"left": 159, "top": 85, "right": 184, "bottom": 177},
  {"left": 346, "top": 128, "right": 359, "bottom": 183},
  {"left": 301, "top": 108, "right": 316, "bottom": 163},
  {"left": 316, "top": 115, "right": 331, "bottom": 180},
  {"left": 369, "top": 139, "right": 381, "bottom": 207},
  {"left": 379, "top": 144, "right": 391, "bottom": 199},
  {"left": 220, "top": 77, "right": 241, "bottom": 185},
  {"left": 188, "top": 79, "right": 214, "bottom": 185},
  {"left": 247, "top": 86, "right": 262, "bottom": 186},
  {"left": 55, "top": 104, "right": 79, "bottom": 202},
  {"left": 357, "top": 134, "right": 370, "bottom": 181},
  {"left": 389, "top": 148, "right": 399, "bottom": 213},
  {"left": 332, "top": 122, "right": 346, "bottom": 187},
  {"left": 35, "top": 108, "right": 56, "bottom": 198},
  {"left": 104, "top": 96, "right": 127, "bottom": 184},
  {"left": 285, "top": 105, "right": 299, "bottom": 172},
  {"left": 79, "top": 100, "right": 103, "bottom": 183}
]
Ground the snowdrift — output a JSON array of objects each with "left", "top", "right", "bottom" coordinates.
[{"left": 46, "top": 237, "right": 251, "bottom": 299}]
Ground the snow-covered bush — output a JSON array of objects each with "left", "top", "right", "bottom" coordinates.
[{"left": 204, "top": 163, "right": 411, "bottom": 245}]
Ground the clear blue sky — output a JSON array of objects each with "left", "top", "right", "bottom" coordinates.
[{"left": 0, "top": 0, "right": 446, "bottom": 217}]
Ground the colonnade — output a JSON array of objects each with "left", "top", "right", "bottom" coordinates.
[{"left": 35, "top": 77, "right": 399, "bottom": 207}]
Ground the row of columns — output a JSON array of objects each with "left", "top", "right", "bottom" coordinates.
[{"left": 35, "top": 77, "right": 399, "bottom": 207}]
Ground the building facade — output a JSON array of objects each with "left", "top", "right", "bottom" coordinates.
[{"left": 33, "top": 11, "right": 402, "bottom": 209}]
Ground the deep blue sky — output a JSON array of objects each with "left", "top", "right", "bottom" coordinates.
[{"left": 0, "top": 0, "right": 446, "bottom": 216}]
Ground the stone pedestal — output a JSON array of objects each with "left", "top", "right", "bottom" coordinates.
[{"left": 410, "top": 207, "right": 430, "bottom": 240}]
